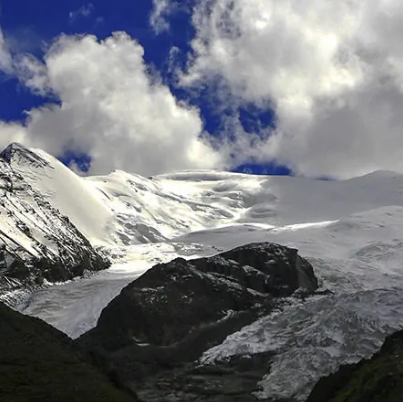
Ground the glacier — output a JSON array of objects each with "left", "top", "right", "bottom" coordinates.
[{"left": 2, "top": 143, "right": 403, "bottom": 400}]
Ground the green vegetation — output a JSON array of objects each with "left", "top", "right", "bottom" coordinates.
[
  {"left": 0, "top": 302, "right": 136, "bottom": 402},
  {"left": 307, "top": 330, "right": 403, "bottom": 402}
]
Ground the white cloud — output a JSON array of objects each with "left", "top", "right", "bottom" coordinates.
[
  {"left": 69, "top": 3, "right": 94, "bottom": 22},
  {"left": 13, "top": 54, "right": 50, "bottom": 95},
  {"left": 150, "top": 0, "right": 173, "bottom": 34},
  {"left": 180, "top": 0, "right": 403, "bottom": 178},
  {"left": 0, "top": 32, "right": 223, "bottom": 176},
  {"left": 0, "top": 27, "right": 12, "bottom": 73},
  {"left": 7, "top": 0, "right": 403, "bottom": 178},
  {"left": 0, "top": 121, "right": 31, "bottom": 150}
]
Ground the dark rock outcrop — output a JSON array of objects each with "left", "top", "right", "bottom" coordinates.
[
  {"left": 81, "top": 243, "right": 317, "bottom": 349},
  {"left": 0, "top": 301, "right": 136, "bottom": 402},
  {"left": 79, "top": 242, "right": 318, "bottom": 401},
  {"left": 307, "top": 329, "right": 403, "bottom": 402}
]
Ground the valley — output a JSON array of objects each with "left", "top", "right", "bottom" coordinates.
[{"left": 1, "top": 143, "right": 403, "bottom": 401}]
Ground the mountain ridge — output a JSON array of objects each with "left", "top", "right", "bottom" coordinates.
[
  {"left": 0, "top": 143, "right": 109, "bottom": 305},
  {"left": 2, "top": 143, "right": 403, "bottom": 400}
]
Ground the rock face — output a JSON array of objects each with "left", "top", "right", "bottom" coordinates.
[
  {"left": 0, "top": 144, "right": 109, "bottom": 302},
  {"left": 0, "top": 301, "right": 136, "bottom": 402},
  {"left": 79, "top": 243, "right": 318, "bottom": 401},
  {"left": 307, "top": 329, "right": 403, "bottom": 402}
]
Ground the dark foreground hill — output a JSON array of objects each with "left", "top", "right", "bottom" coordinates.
[
  {"left": 307, "top": 329, "right": 403, "bottom": 402},
  {"left": 0, "top": 302, "right": 136, "bottom": 402}
]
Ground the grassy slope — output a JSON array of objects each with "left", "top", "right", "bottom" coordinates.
[{"left": 0, "top": 302, "right": 136, "bottom": 402}]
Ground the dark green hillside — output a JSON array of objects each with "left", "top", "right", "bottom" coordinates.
[
  {"left": 307, "top": 329, "right": 403, "bottom": 402},
  {"left": 0, "top": 302, "right": 136, "bottom": 402}
]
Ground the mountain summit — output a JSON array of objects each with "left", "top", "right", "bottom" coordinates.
[{"left": 1, "top": 142, "right": 51, "bottom": 168}]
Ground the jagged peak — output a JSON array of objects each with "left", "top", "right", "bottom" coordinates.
[
  {"left": 1, "top": 142, "right": 29, "bottom": 159},
  {"left": 0, "top": 143, "right": 52, "bottom": 169}
]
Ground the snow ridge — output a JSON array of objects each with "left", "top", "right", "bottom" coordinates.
[{"left": 0, "top": 145, "right": 108, "bottom": 302}]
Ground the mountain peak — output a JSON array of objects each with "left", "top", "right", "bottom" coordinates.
[{"left": 0, "top": 143, "right": 51, "bottom": 169}]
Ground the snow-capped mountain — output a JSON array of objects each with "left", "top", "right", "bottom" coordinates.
[
  {"left": 2, "top": 142, "right": 403, "bottom": 400},
  {"left": 0, "top": 144, "right": 109, "bottom": 303}
]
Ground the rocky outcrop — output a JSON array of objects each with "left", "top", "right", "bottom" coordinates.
[
  {"left": 0, "top": 145, "right": 109, "bottom": 302},
  {"left": 79, "top": 243, "right": 318, "bottom": 401},
  {"left": 306, "top": 328, "right": 403, "bottom": 402},
  {"left": 0, "top": 301, "right": 136, "bottom": 402}
]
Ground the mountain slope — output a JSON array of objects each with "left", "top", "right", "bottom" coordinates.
[
  {"left": 2, "top": 143, "right": 114, "bottom": 243},
  {"left": 0, "top": 145, "right": 109, "bottom": 303},
  {"left": 307, "top": 329, "right": 403, "bottom": 402},
  {"left": 0, "top": 301, "right": 136, "bottom": 402},
  {"left": 4, "top": 144, "right": 403, "bottom": 401},
  {"left": 10, "top": 143, "right": 403, "bottom": 248}
]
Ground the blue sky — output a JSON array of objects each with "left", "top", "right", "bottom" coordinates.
[
  {"left": 0, "top": 0, "right": 291, "bottom": 175},
  {"left": 0, "top": 1, "right": 402, "bottom": 179}
]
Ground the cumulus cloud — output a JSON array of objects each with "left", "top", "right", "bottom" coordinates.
[
  {"left": 179, "top": 0, "right": 403, "bottom": 178},
  {"left": 0, "top": 32, "right": 223, "bottom": 175},
  {"left": 6, "top": 0, "right": 403, "bottom": 178}
]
